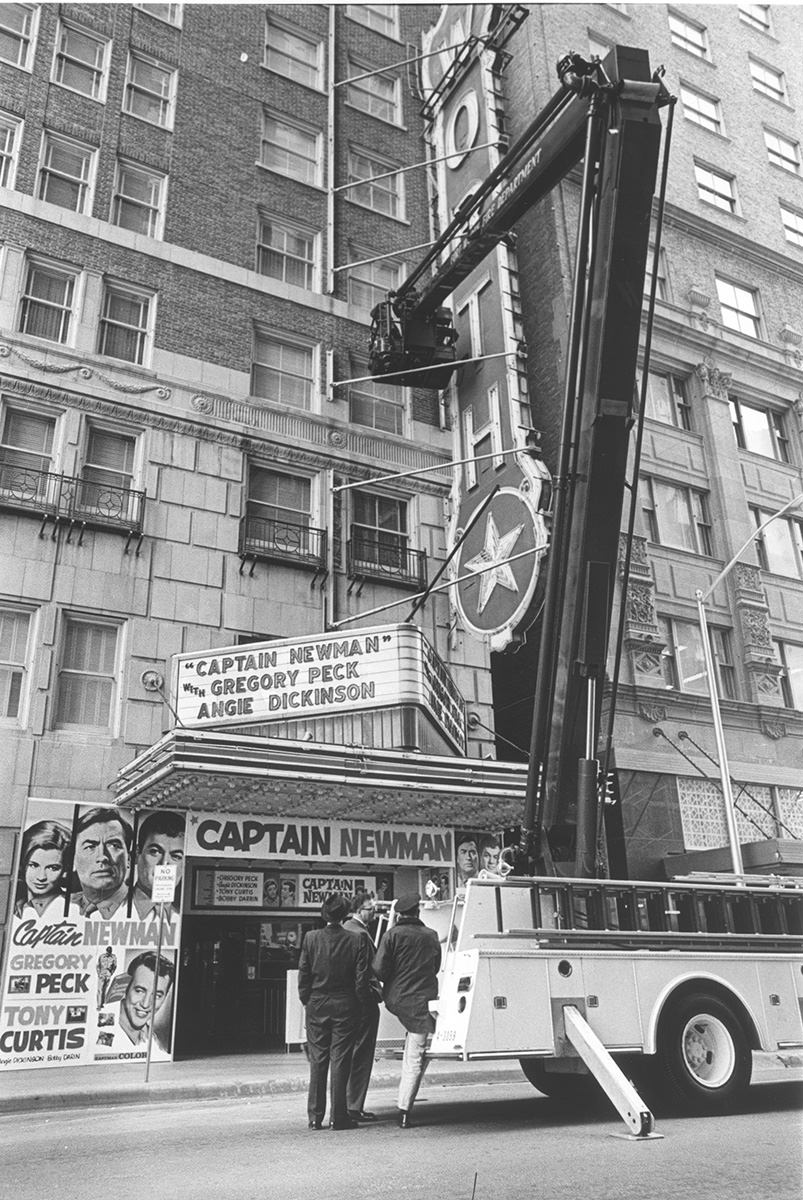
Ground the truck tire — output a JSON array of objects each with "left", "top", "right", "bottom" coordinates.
[
  {"left": 656, "top": 992, "right": 751, "bottom": 1113},
  {"left": 518, "top": 1058, "right": 600, "bottom": 1106}
]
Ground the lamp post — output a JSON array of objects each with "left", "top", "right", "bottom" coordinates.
[{"left": 696, "top": 491, "right": 803, "bottom": 876}]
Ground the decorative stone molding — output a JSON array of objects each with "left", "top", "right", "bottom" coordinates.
[
  {"left": 740, "top": 606, "right": 773, "bottom": 649},
  {"left": 191, "top": 394, "right": 214, "bottom": 414},
  {"left": 0, "top": 343, "right": 170, "bottom": 397},
  {"left": 779, "top": 323, "right": 802, "bottom": 347},
  {"left": 619, "top": 532, "right": 650, "bottom": 576},
  {"left": 694, "top": 359, "right": 732, "bottom": 399},
  {"left": 638, "top": 703, "right": 667, "bottom": 723},
  {"left": 688, "top": 286, "right": 711, "bottom": 309},
  {"left": 626, "top": 582, "right": 657, "bottom": 626},
  {"left": 760, "top": 720, "right": 787, "bottom": 741},
  {"left": 629, "top": 645, "right": 665, "bottom": 680},
  {"left": 733, "top": 561, "right": 764, "bottom": 602}
]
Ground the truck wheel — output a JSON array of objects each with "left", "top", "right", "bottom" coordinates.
[
  {"left": 657, "top": 993, "right": 751, "bottom": 1113},
  {"left": 519, "top": 1059, "right": 599, "bottom": 1106}
]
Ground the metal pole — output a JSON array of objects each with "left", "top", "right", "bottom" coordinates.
[
  {"left": 695, "top": 590, "right": 744, "bottom": 877},
  {"left": 144, "top": 903, "right": 166, "bottom": 1083}
]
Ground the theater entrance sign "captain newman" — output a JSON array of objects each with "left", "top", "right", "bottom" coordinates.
[{"left": 170, "top": 624, "right": 466, "bottom": 752}]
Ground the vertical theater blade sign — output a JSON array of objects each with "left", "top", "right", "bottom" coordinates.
[{"left": 421, "top": 6, "right": 550, "bottom": 651}]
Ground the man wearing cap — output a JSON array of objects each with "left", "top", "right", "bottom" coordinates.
[
  {"left": 298, "top": 893, "right": 372, "bottom": 1131},
  {"left": 343, "top": 890, "right": 382, "bottom": 1123},
  {"left": 373, "top": 891, "right": 441, "bottom": 1128}
]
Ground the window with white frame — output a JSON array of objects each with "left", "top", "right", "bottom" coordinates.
[
  {"left": 97, "top": 283, "right": 152, "bottom": 365},
  {"left": 644, "top": 244, "right": 669, "bottom": 301},
  {"left": 346, "top": 59, "right": 400, "bottom": 124},
  {"left": 751, "top": 506, "right": 803, "bottom": 578},
  {"left": 463, "top": 383, "right": 503, "bottom": 490},
  {"left": 739, "top": 3, "right": 771, "bottom": 32},
  {"left": 347, "top": 247, "right": 402, "bottom": 310},
  {"left": 716, "top": 277, "right": 760, "bottom": 337},
  {"left": 0, "top": 3, "right": 37, "bottom": 69},
  {"left": 680, "top": 85, "right": 722, "bottom": 134},
  {"left": 0, "top": 604, "right": 31, "bottom": 721},
  {"left": 347, "top": 147, "right": 403, "bottom": 218},
  {"left": 55, "top": 615, "right": 120, "bottom": 729},
  {"left": 124, "top": 53, "right": 176, "bottom": 128},
  {"left": 642, "top": 478, "right": 712, "bottom": 555},
  {"left": 81, "top": 426, "right": 136, "bottom": 492},
  {"left": 775, "top": 641, "right": 803, "bottom": 710},
  {"left": 53, "top": 21, "right": 109, "bottom": 100},
  {"left": 349, "top": 364, "right": 404, "bottom": 435},
  {"left": 111, "top": 159, "right": 166, "bottom": 238},
  {"left": 135, "top": 4, "right": 182, "bottom": 25},
  {"left": 256, "top": 215, "right": 317, "bottom": 289},
  {"left": 668, "top": 11, "right": 709, "bottom": 58},
  {"left": 0, "top": 110, "right": 22, "bottom": 187},
  {"left": 252, "top": 331, "right": 315, "bottom": 409},
  {"left": 458, "top": 277, "right": 492, "bottom": 359},
  {"left": 247, "top": 465, "right": 311, "bottom": 529},
  {"left": 19, "top": 259, "right": 77, "bottom": 344},
  {"left": 352, "top": 491, "right": 408, "bottom": 567},
  {"left": 0, "top": 406, "right": 55, "bottom": 498},
  {"left": 265, "top": 18, "right": 322, "bottom": 88},
  {"left": 38, "top": 132, "right": 95, "bottom": 214},
  {"left": 643, "top": 371, "right": 691, "bottom": 429},
  {"left": 694, "top": 163, "right": 736, "bottom": 213},
  {"left": 659, "top": 616, "right": 736, "bottom": 699},
  {"left": 763, "top": 129, "right": 800, "bottom": 174},
  {"left": 346, "top": 5, "right": 398, "bottom": 39},
  {"left": 780, "top": 202, "right": 803, "bottom": 247},
  {"left": 749, "top": 57, "right": 786, "bottom": 102},
  {"left": 261, "top": 111, "right": 321, "bottom": 186},
  {"left": 729, "top": 395, "right": 790, "bottom": 462}
]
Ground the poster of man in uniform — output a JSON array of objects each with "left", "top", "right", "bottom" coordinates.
[{"left": 0, "top": 798, "right": 185, "bottom": 1072}]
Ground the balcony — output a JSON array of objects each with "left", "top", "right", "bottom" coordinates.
[
  {"left": 238, "top": 513, "right": 327, "bottom": 578},
  {"left": 0, "top": 462, "right": 145, "bottom": 544},
  {"left": 347, "top": 527, "right": 427, "bottom": 590}
]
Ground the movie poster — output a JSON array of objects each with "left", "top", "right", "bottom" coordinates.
[
  {"left": 454, "top": 829, "right": 504, "bottom": 887},
  {"left": 0, "top": 799, "right": 185, "bottom": 1072}
]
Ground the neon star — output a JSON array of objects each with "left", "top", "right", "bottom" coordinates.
[{"left": 464, "top": 513, "right": 524, "bottom": 613}]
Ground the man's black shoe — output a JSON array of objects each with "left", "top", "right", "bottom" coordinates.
[
  {"left": 308, "top": 1120, "right": 323, "bottom": 1130},
  {"left": 331, "top": 1118, "right": 360, "bottom": 1130},
  {"left": 398, "top": 1110, "right": 413, "bottom": 1129},
  {"left": 348, "top": 1110, "right": 377, "bottom": 1122}
]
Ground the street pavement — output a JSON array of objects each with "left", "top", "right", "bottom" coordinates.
[{"left": 0, "top": 1047, "right": 800, "bottom": 1115}]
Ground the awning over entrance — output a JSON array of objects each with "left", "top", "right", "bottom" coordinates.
[{"left": 112, "top": 730, "right": 528, "bottom": 827}]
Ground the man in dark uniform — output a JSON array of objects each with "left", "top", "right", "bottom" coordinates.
[
  {"left": 343, "top": 890, "right": 382, "bottom": 1123},
  {"left": 373, "top": 891, "right": 441, "bottom": 1128},
  {"left": 297, "top": 893, "right": 372, "bottom": 1131}
]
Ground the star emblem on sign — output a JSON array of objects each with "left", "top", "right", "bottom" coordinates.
[{"left": 464, "top": 513, "right": 524, "bottom": 614}]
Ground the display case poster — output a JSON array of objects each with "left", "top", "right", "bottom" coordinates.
[
  {"left": 454, "top": 829, "right": 503, "bottom": 887},
  {"left": 0, "top": 798, "right": 186, "bottom": 1072}
]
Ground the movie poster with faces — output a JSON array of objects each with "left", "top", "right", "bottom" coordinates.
[{"left": 0, "top": 799, "right": 186, "bottom": 1072}]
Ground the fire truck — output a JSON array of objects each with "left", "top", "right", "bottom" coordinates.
[{"left": 368, "top": 43, "right": 803, "bottom": 1136}]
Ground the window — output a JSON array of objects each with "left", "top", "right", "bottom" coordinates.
[
  {"left": 0, "top": 110, "right": 22, "bottom": 187},
  {"left": 265, "top": 18, "right": 322, "bottom": 88},
  {"left": 776, "top": 641, "right": 803, "bottom": 709},
  {"left": 19, "top": 260, "right": 77, "bottom": 344},
  {"left": 256, "top": 215, "right": 316, "bottom": 289},
  {"left": 347, "top": 147, "right": 403, "bottom": 218},
  {"left": 252, "top": 332, "right": 315, "bottom": 409},
  {"left": 0, "top": 3, "right": 36, "bottom": 69},
  {"left": 242, "top": 466, "right": 326, "bottom": 567},
  {"left": 0, "top": 605, "right": 31, "bottom": 720},
  {"left": 764, "top": 129, "right": 800, "bottom": 174},
  {"left": 346, "top": 5, "right": 398, "bottom": 39},
  {"left": 463, "top": 383, "right": 503, "bottom": 489},
  {"left": 81, "top": 427, "right": 136, "bottom": 492},
  {"left": 53, "top": 21, "right": 109, "bottom": 100},
  {"left": 352, "top": 491, "right": 408, "bottom": 567},
  {"left": 642, "top": 478, "right": 712, "bottom": 555},
  {"left": 0, "top": 407, "right": 55, "bottom": 505},
  {"left": 749, "top": 58, "right": 786, "bottom": 102},
  {"left": 644, "top": 245, "right": 668, "bottom": 301},
  {"left": 347, "top": 59, "right": 400, "bottom": 124},
  {"left": 261, "top": 112, "right": 321, "bottom": 186},
  {"left": 135, "top": 4, "right": 182, "bottom": 25},
  {"left": 643, "top": 372, "right": 691, "bottom": 429},
  {"left": 716, "top": 277, "right": 760, "bottom": 337},
  {"left": 659, "top": 617, "right": 736, "bottom": 699},
  {"left": 458, "top": 278, "right": 492, "bottom": 358},
  {"left": 111, "top": 160, "right": 166, "bottom": 237},
  {"left": 248, "top": 466, "right": 310, "bottom": 528},
  {"left": 38, "top": 133, "right": 95, "bottom": 214},
  {"left": 730, "top": 396, "right": 789, "bottom": 462},
  {"left": 124, "top": 53, "right": 176, "bottom": 128},
  {"left": 55, "top": 616, "right": 119, "bottom": 729},
  {"left": 680, "top": 85, "right": 722, "bottom": 134},
  {"left": 349, "top": 368, "right": 404, "bottom": 435},
  {"left": 98, "top": 283, "right": 151, "bottom": 365},
  {"left": 739, "top": 4, "right": 771, "bottom": 32},
  {"left": 347, "top": 248, "right": 402, "bottom": 310},
  {"left": 780, "top": 203, "right": 803, "bottom": 247},
  {"left": 694, "top": 163, "right": 736, "bottom": 213},
  {"left": 668, "top": 12, "right": 709, "bottom": 58},
  {"left": 751, "top": 506, "right": 803, "bottom": 578}
]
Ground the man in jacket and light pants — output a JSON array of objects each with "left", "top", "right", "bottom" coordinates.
[{"left": 373, "top": 891, "right": 441, "bottom": 1128}]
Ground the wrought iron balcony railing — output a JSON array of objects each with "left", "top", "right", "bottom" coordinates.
[
  {"left": 239, "top": 513, "right": 327, "bottom": 571},
  {"left": 0, "top": 463, "right": 146, "bottom": 533},
  {"left": 347, "top": 527, "right": 427, "bottom": 589}
]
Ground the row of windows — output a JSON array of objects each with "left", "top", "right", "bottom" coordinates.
[
  {"left": 667, "top": 7, "right": 786, "bottom": 99},
  {"left": 691, "top": 159, "right": 801, "bottom": 239},
  {"left": 676, "top": 79, "right": 801, "bottom": 173}
]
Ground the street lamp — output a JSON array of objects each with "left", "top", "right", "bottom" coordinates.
[{"left": 696, "top": 491, "right": 803, "bottom": 877}]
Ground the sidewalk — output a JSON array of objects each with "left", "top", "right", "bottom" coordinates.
[{"left": 0, "top": 1049, "right": 524, "bottom": 1115}]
